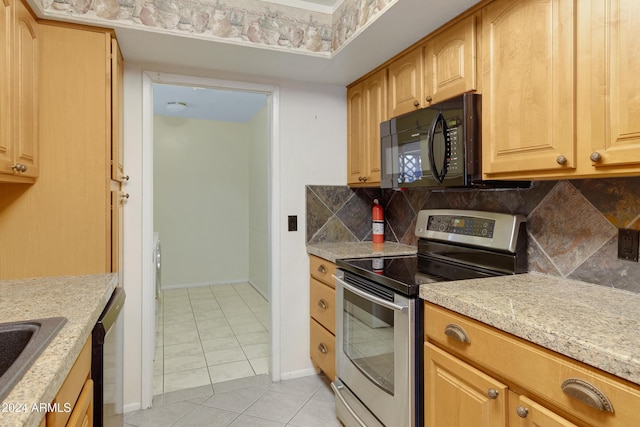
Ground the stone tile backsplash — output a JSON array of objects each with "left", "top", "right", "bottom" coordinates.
[{"left": 306, "top": 177, "right": 640, "bottom": 293}]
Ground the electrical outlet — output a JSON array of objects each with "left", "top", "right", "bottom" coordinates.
[
  {"left": 288, "top": 215, "right": 297, "bottom": 232},
  {"left": 618, "top": 229, "right": 639, "bottom": 262}
]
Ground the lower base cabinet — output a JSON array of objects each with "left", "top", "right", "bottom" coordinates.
[
  {"left": 46, "top": 337, "right": 93, "bottom": 427},
  {"left": 308, "top": 255, "right": 337, "bottom": 381},
  {"left": 424, "top": 302, "right": 640, "bottom": 427}
]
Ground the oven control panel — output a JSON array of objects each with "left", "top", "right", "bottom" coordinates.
[
  {"left": 427, "top": 215, "right": 495, "bottom": 238},
  {"left": 415, "top": 209, "right": 526, "bottom": 253}
]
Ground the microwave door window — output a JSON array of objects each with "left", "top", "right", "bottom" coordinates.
[{"left": 398, "top": 138, "right": 423, "bottom": 184}]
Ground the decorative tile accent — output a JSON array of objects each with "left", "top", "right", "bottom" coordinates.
[
  {"left": 573, "top": 177, "right": 640, "bottom": 229},
  {"left": 528, "top": 181, "right": 617, "bottom": 277},
  {"left": 306, "top": 176, "right": 640, "bottom": 293}
]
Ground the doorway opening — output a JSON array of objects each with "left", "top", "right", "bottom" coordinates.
[{"left": 141, "top": 72, "right": 281, "bottom": 405}]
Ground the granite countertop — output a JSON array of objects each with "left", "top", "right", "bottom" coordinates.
[
  {"left": 306, "top": 241, "right": 417, "bottom": 262},
  {"left": 0, "top": 273, "right": 118, "bottom": 427},
  {"left": 420, "top": 272, "right": 640, "bottom": 387}
]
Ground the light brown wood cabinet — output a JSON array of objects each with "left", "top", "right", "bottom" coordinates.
[
  {"left": 0, "top": 0, "right": 38, "bottom": 182},
  {"left": 309, "top": 255, "right": 336, "bottom": 381},
  {"left": 482, "top": 0, "right": 640, "bottom": 179},
  {"left": 578, "top": 0, "right": 640, "bottom": 174},
  {"left": 347, "top": 68, "right": 386, "bottom": 186},
  {"left": 0, "top": 22, "right": 124, "bottom": 280},
  {"left": 388, "top": 46, "right": 423, "bottom": 117},
  {"left": 481, "top": 0, "right": 577, "bottom": 178},
  {"left": 423, "top": 14, "right": 478, "bottom": 106},
  {"left": 46, "top": 337, "right": 93, "bottom": 427},
  {"left": 424, "top": 302, "right": 640, "bottom": 427}
]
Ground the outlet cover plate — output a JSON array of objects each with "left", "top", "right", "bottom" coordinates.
[{"left": 618, "top": 229, "right": 639, "bottom": 262}]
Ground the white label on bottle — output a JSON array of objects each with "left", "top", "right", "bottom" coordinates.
[{"left": 373, "top": 221, "right": 384, "bottom": 235}]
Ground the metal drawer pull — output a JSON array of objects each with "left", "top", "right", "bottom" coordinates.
[
  {"left": 444, "top": 324, "right": 471, "bottom": 343},
  {"left": 318, "top": 343, "right": 328, "bottom": 354},
  {"left": 487, "top": 388, "right": 499, "bottom": 400},
  {"left": 318, "top": 265, "right": 327, "bottom": 274},
  {"left": 318, "top": 299, "right": 328, "bottom": 310},
  {"left": 561, "top": 378, "right": 614, "bottom": 412},
  {"left": 516, "top": 406, "right": 529, "bottom": 418}
]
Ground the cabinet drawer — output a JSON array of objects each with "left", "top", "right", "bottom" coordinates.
[
  {"left": 65, "top": 378, "right": 93, "bottom": 427},
  {"left": 310, "top": 318, "right": 335, "bottom": 381},
  {"left": 310, "top": 277, "right": 335, "bottom": 334},
  {"left": 47, "top": 337, "right": 91, "bottom": 427},
  {"left": 309, "top": 255, "right": 336, "bottom": 287},
  {"left": 425, "top": 303, "right": 640, "bottom": 427}
]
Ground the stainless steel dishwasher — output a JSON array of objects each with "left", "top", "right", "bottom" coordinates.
[{"left": 92, "top": 287, "right": 125, "bottom": 427}]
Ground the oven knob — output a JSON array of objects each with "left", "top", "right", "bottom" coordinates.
[{"left": 438, "top": 224, "right": 446, "bottom": 232}]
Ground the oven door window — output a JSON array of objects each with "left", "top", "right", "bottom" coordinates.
[{"left": 343, "top": 288, "right": 395, "bottom": 396}]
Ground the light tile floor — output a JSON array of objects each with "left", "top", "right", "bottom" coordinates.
[
  {"left": 124, "top": 374, "right": 341, "bottom": 427},
  {"left": 155, "top": 283, "right": 271, "bottom": 394}
]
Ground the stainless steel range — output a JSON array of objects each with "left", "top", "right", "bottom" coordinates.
[{"left": 331, "top": 209, "right": 527, "bottom": 427}]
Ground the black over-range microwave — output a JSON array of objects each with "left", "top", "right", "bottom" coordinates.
[{"left": 380, "top": 93, "right": 482, "bottom": 189}]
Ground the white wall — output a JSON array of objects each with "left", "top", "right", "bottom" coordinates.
[
  {"left": 248, "top": 106, "right": 270, "bottom": 298},
  {"left": 154, "top": 116, "right": 250, "bottom": 287},
  {"left": 122, "top": 63, "right": 346, "bottom": 410}
]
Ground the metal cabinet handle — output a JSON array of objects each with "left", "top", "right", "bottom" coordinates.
[
  {"left": 123, "top": 175, "right": 130, "bottom": 181},
  {"left": 590, "top": 152, "right": 603, "bottom": 162},
  {"left": 444, "top": 323, "right": 471, "bottom": 344},
  {"left": 318, "top": 299, "right": 328, "bottom": 310},
  {"left": 487, "top": 388, "right": 499, "bottom": 400},
  {"left": 11, "top": 163, "right": 27, "bottom": 172},
  {"left": 317, "top": 265, "right": 326, "bottom": 274},
  {"left": 122, "top": 193, "right": 130, "bottom": 199},
  {"left": 561, "top": 378, "right": 614, "bottom": 412},
  {"left": 413, "top": 100, "right": 420, "bottom": 107},
  {"left": 426, "top": 95, "right": 433, "bottom": 103},
  {"left": 318, "top": 343, "right": 328, "bottom": 354},
  {"left": 516, "top": 406, "right": 529, "bottom": 418},
  {"left": 556, "top": 155, "right": 567, "bottom": 165}
]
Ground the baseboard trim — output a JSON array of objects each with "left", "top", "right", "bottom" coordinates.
[
  {"left": 279, "top": 367, "right": 320, "bottom": 381},
  {"left": 247, "top": 279, "right": 269, "bottom": 301}
]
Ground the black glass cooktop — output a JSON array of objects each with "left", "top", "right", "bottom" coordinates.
[{"left": 337, "top": 254, "right": 501, "bottom": 297}]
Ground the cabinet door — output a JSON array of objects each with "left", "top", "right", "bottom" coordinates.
[
  {"left": 481, "top": 0, "right": 576, "bottom": 176},
  {"left": 509, "top": 392, "right": 579, "bottom": 427},
  {"left": 363, "top": 68, "right": 386, "bottom": 184},
  {"left": 388, "top": 46, "right": 423, "bottom": 117},
  {"left": 0, "top": 0, "right": 12, "bottom": 174},
  {"left": 425, "top": 343, "right": 508, "bottom": 427},
  {"left": 347, "top": 82, "right": 366, "bottom": 185},
  {"left": 13, "top": 0, "right": 38, "bottom": 178},
  {"left": 583, "top": 0, "right": 640, "bottom": 169},
  {"left": 424, "top": 14, "right": 477, "bottom": 105},
  {"left": 347, "top": 69, "right": 386, "bottom": 186},
  {"left": 111, "top": 37, "right": 125, "bottom": 182}
]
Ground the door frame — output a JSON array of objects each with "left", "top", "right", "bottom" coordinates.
[{"left": 140, "top": 71, "right": 281, "bottom": 407}]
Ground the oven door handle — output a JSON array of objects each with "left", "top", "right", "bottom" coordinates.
[{"left": 333, "top": 275, "right": 409, "bottom": 313}]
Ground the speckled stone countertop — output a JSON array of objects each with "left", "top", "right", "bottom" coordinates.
[
  {"left": 306, "top": 241, "right": 417, "bottom": 262},
  {"left": 0, "top": 274, "right": 118, "bottom": 427},
  {"left": 420, "top": 272, "right": 640, "bottom": 387}
]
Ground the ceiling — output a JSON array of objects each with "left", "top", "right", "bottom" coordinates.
[{"left": 153, "top": 84, "right": 268, "bottom": 122}]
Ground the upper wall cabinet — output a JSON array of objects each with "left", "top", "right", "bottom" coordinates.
[
  {"left": 0, "top": 0, "right": 38, "bottom": 183},
  {"left": 111, "top": 38, "right": 126, "bottom": 183},
  {"left": 388, "top": 47, "right": 423, "bottom": 117},
  {"left": 423, "top": 14, "right": 477, "bottom": 106},
  {"left": 482, "top": 0, "right": 640, "bottom": 179},
  {"left": 481, "top": 0, "right": 577, "bottom": 178},
  {"left": 580, "top": 0, "right": 640, "bottom": 173},
  {"left": 347, "top": 68, "right": 387, "bottom": 186}
]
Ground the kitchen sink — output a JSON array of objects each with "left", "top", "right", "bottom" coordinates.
[{"left": 0, "top": 317, "right": 67, "bottom": 401}]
